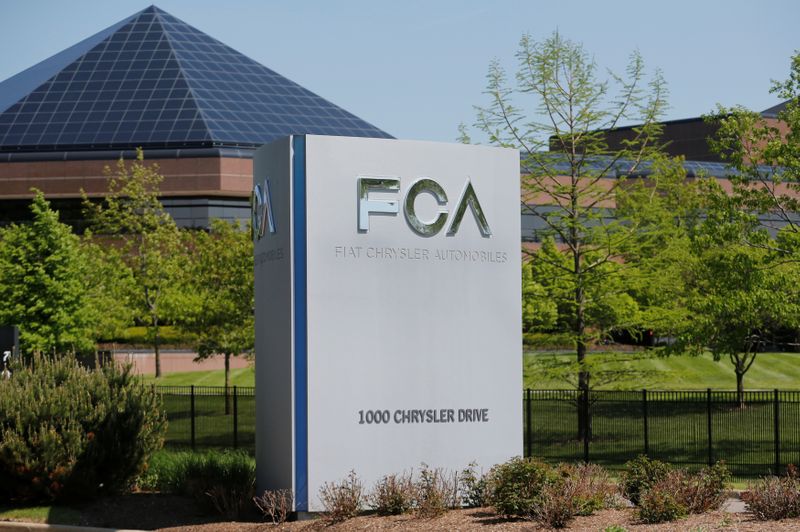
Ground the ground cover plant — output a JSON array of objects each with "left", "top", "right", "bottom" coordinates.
[
  {"left": 140, "top": 449, "right": 255, "bottom": 519},
  {"left": 0, "top": 354, "right": 166, "bottom": 503}
]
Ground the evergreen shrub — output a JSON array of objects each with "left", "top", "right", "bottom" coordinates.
[{"left": 0, "top": 354, "right": 166, "bottom": 502}]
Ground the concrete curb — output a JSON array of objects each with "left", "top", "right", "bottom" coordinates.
[{"left": 0, "top": 522, "right": 144, "bottom": 532}]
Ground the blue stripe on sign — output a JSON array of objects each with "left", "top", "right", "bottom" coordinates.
[{"left": 292, "top": 135, "right": 308, "bottom": 512}]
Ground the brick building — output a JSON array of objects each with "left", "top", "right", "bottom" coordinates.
[{"left": 0, "top": 5, "right": 391, "bottom": 228}]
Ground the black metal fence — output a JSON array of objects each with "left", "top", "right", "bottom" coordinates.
[
  {"left": 155, "top": 386, "right": 800, "bottom": 477},
  {"left": 156, "top": 385, "right": 255, "bottom": 450},
  {"left": 524, "top": 389, "right": 800, "bottom": 478}
]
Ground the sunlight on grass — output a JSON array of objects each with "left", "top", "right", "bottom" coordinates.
[
  {"left": 0, "top": 505, "right": 82, "bottom": 525},
  {"left": 524, "top": 351, "right": 800, "bottom": 390},
  {"left": 140, "top": 366, "right": 255, "bottom": 387}
]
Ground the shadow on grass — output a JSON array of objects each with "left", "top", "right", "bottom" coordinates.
[{"left": 0, "top": 504, "right": 82, "bottom": 525}]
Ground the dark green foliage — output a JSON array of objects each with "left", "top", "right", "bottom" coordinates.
[
  {"left": 620, "top": 455, "right": 672, "bottom": 506},
  {"left": 147, "top": 450, "right": 255, "bottom": 518},
  {"left": 0, "top": 354, "right": 166, "bottom": 502},
  {"left": 486, "top": 457, "right": 558, "bottom": 517},
  {"left": 742, "top": 473, "right": 800, "bottom": 520}
]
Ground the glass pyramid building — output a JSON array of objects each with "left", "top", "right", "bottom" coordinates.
[
  {"left": 0, "top": 5, "right": 391, "bottom": 153},
  {"left": 0, "top": 5, "right": 391, "bottom": 227}
]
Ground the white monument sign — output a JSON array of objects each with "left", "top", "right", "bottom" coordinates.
[{"left": 254, "top": 135, "right": 521, "bottom": 512}]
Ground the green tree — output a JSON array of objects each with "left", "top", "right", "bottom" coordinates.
[
  {"left": 0, "top": 191, "right": 94, "bottom": 355},
  {"left": 80, "top": 239, "right": 136, "bottom": 343},
  {"left": 696, "top": 53, "right": 800, "bottom": 401},
  {"left": 705, "top": 52, "right": 800, "bottom": 258},
  {"left": 521, "top": 261, "right": 558, "bottom": 333},
  {"left": 176, "top": 219, "right": 254, "bottom": 412},
  {"left": 679, "top": 192, "right": 799, "bottom": 406},
  {"left": 615, "top": 155, "right": 702, "bottom": 339},
  {"left": 471, "top": 31, "right": 668, "bottom": 420},
  {"left": 83, "top": 150, "right": 183, "bottom": 377}
]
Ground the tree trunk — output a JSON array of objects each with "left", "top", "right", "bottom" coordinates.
[
  {"left": 153, "top": 315, "right": 161, "bottom": 378},
  {"left": 575, "top": 257, "right": 591, "bottom": 440},
  {"left": 224, "top": 352, "right": 231, "bottom": 415},
  {"left": 736, "top": 370, "right": 745, "bottom": 409}
]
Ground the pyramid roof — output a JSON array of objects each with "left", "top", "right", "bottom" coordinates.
[{"left": 0, "top": 5, "right": 391, "bottom": 153}]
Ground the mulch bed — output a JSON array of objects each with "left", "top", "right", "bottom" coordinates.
[{"left": 23, "top": 493, "right": 799, "bottom": 531}]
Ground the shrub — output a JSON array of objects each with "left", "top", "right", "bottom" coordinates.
[
  {"left": 370, "top": 472, "right": 414, "bottom": 515},
  {"left": 151, "top": 450, "right": 255, "bottom": 518},
  {"left": 486, "top": 457, "right": 558, "bottom": 517},
  {"left": 414, "top": 463, "right": 459, "bottom": 518},
  {"left": 534, "top": 481, "right": 577, "bottom": 528},
  {"left": 557, "top": 463, "right": 618, "bottom": 516},
  {"left": 635, "top": 462, "right": 730, "bottom": 523},
  {"left": 254, "top": 488, "right": 294, "bottom": 524},
  {"left": 742, "top": 474, "right": 800, "bottom": 520},
  {"left": 620, "top": 455, "right": 672, "bottom": 506},
  {"left": 637, "top": 477, "right": 688, "bottom": 524},
  {"left": 319, "top": 470, "right": 364, "bottom": 523},
  {"left": 459, "top": 461, "right": 489, "bottom": 508},
  {"left": 679, "top": 462, "right": 730, "bottom": 513},
  {"left": 529, "top": 463, "right": 617, "bottom": 528},
  {"left": 0, "top": 354, "right": 166, "bottom": 503}
]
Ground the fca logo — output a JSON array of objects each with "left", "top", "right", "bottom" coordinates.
[
  {"left": 358, "top": 177, "right": 491, "bottom": 237},
  {"left": 252, "top": 178, "right": 275, "bottom": 240}
]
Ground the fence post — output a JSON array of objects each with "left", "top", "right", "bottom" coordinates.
[
  {"left": 583, "top": 388, "right": 590, "bottom": 463},
  {"left": 190, "top": 385, "right": 196, "bottom": 451},
  {"left": 525, "top": 389, "right": 532, "bottom": 457},
  {"left": 233, "top": 385, "right": 239, "bottom": 449},
  {"left": 774, "top": 389, "right": 780, "bottom": 476},
  {"left": 642, "top": 389, "right": 649, "bottom": 457},
  {"left": 706, "top": 388, "right": 713, "bottom": 466}
]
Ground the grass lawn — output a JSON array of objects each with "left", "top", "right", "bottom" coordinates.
[
  {"left": 140, "top": 351, "right": 800, "bottom": 391},
  {"left": 524, "top": 351, "right": 800, "bottom": 390},
  {"left": 140, "top": 367, "right": 255, "bottom": 387},
  {"left": 0, "top": 505, "right": 82, "bottom": 525}
]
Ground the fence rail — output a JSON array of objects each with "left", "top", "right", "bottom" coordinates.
[
  {"left": 156, "top": 385, "right": 254, "bottom": 450},
  {"left": 155, "top": 386, "right": 800, "bottom": 477},
  {"left": 524, "top": 388, "right": 800, "bottom": 477}
]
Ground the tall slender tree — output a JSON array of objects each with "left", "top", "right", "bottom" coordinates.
[
  {"left": 83, "top": 149, "right": 182, "bottom": 377},
  {"left": 472, "top": 31, "right": 668, "bottom": 435}
]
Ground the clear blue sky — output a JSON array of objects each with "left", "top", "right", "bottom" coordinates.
[{"left": 0, "top": 0, "right": 796, "bottom": 142}]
